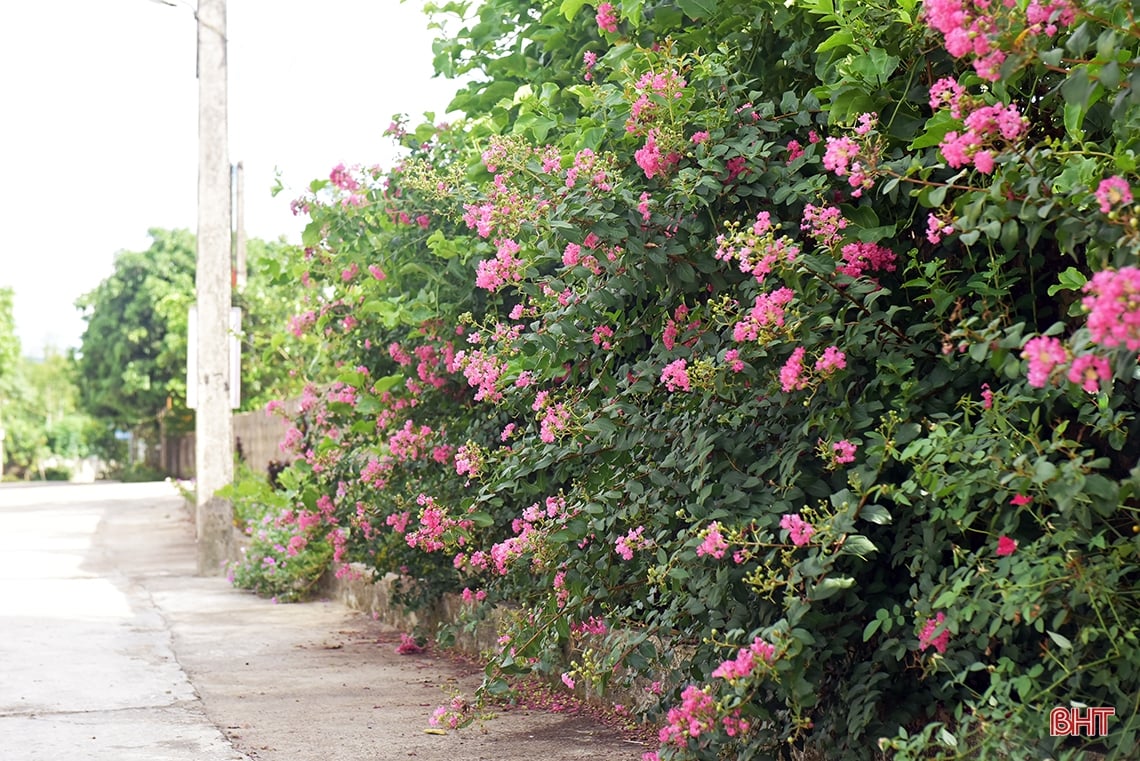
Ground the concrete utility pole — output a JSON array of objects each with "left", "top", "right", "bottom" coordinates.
[
  {"left": 194, "top": 0, "right": 233, "bottom": 575},
  {"left": 234, "top": 161, "right": 247, "bottom": 291}
]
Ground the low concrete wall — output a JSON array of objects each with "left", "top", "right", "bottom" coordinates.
[{"left": 319, "top": 563, "right": 502, "bottom": 655}]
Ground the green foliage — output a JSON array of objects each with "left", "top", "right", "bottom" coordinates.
[
  {"left": 75, "top": 228, "right": 310, "bottom": 445},
  {"left": 268, "top": 1, "right": 1140, "bottom": 759},
  {"left": 222, "top": 462, "right": 333, "bottom": 602},
  {"left": 0, "top": 348, "right": 99, "bottom": 478}
]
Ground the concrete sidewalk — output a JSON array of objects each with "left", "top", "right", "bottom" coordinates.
[{"left": 0, "top": 482, "right": 647, "bottom": 760}]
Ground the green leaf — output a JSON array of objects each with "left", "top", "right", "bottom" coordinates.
[
  {"left": 1047, "top": 267, "right": 1088, "bottom": 296},
  {"left": 816, "top": 30, "right": 854, "bottom": 54},
  {"left": 859, "top": 504, "right": 892, "bottom": 525},
  {"left": 677, "top": 0, "right": 718, "bottom": 19},
  {"left": 559, "top": 0, "right": 588, "bottom": 21},
  {"left": 840, "top": 535, "right": 877, "bottom": 559},
  {"left": 1048, "top": 630, "right": 1073, "bottom": 650},
  {"left": 811, "top": 576, "right": 855, "bottom": 600}
]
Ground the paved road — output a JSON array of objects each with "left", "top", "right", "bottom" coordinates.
[
  {"left": 0, "top": 482, "right": 646, "bottom": 761},
  {"left": 0, "top": 482, "right": 243, "bottom": 760}
]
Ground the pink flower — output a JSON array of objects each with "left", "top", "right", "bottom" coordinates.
[
  {"left": 396, "top": 633, "right": 424, "bottom": 654},
  {"left": 658, "top": 686, "right": 717, "bottom": 748},
  {"left": 691, "top": 131, "right": 711, "bottom": 144},
  {"left": 815, "top": 346, "right": 847, "bottom": 374},
  {"left": 779, "top": 513, "right": 815, "bottom": 546},
  {"left": 779, "top": 346, "right": 808, "bottom": 393},
  {"left": 786, "top": 139, "right": 804, "bottom": 162},
  {"left": 711, "top": 636, "right": 776, "bottom": 680},
  {"left": 696, "top": 522, "right": 728, "bottom": 559},
  {"left": 1067, "top": 353, "right": 1112, "bottom": 393},
  {"left": 823, "top": 136, "right": 860, "bottom": 176},
  {"left": 561, "top": 672, "right": 576, "bottom": 690},
  {"left": 724, "top": 348, "right": 745, "bottom": 373},
  {"left": 635, "top": 130, "right": 679, "bottom": 179},
  {"left": 1021, "top": 335, "right": 1068, "bottom": 387},
  {"left": 838, "top": 241, "right": 896, "bottom": 278},
  {"left": 1095, "top": 176, "right": 1133, "bottom": 214},
  {"left": 595, "top": 2, "right": 618, "bottom": 33},
  {"left": 996, "top": 535, "right": 1018, "bottom": 557},
  {"left": 832, "top": 439, "right": 857, "bottom": 464},
  {"left": 583, "top": 50, "right": 597, "bottom": 81},
  {"left": 368, "top": 264, "right": 387, "bottom": 280},
  {"left": 981, "top": 383, "right": 994, "bottom": 409},
  {"left": 661, "top": 358, "right": 692, "bottom": 392},
  {"left": 919, "top": 612, "right": 950, "bottom": 654},
  {"left": 1083, "top": 267, "right": 1140, "bottom": 351},
  {"left": 1010, "top": 494, "right": 1032, "bottom": 506}
]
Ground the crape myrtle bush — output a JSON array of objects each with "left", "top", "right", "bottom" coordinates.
[{"left": 253, "top": 0, "right": 1140, "bottom": 758}]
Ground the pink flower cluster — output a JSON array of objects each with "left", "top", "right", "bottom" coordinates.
[
  {"left": 996, "top": 535, "right": 1018, "bottom": 557},
  {"left": 329, "top": 162, "right": 360, "bottom": 191},
  {"left": 660, "top": 358, "right": 692, "bottom": 392},
  {"left": 832, "top": 439, "right": 857, "bottom": 465},
  {"left": 932, "top": 83, "right": 1027, "bottom": 173},
  {"left": 635, "top": 129, "right": 680, "bottom": 180},
  {"left": 780, "top": 346, "right": 808, "bottom": 393},
  {"left": 1095, "top": 176, "right": 1134, "bottom": 214},
  {"left": 615, "top": 526, "right": 650, "bottom": 560},
  {"left": 475, "top": 238, "right": 525, "bottom": 292},
  {"left": 711, "top": 636, "right": 777, "bottom": 680},
  {"left": 733, "top": 288, "right": 795, "bottom": 342},
  {"left": 387, "top": 419, "right": 434, "bottom": 462},
  {"left": 658, "top": 686, "right": 717, "bottom": 748},
  {"left": 696, "top": 521, "right": 729, "bottom": 559},
  {"left": 919, "top": 612, "right": 951, "bottom": 654},
  {"left": 801, "top": 204, "right": 848, "bottom": 248},
  {"left": 454, "top": 443, "right": 483, "bottom": 479},
  {"left": 838, "top": 241, "right": 897, "bottom": 279},
  {"left": 926, "top": 212, "right": 955, "bottom": 244},
  {"left": 716, "top": 213, "right": 801, "bottom": 285},
  {"left": 626, "top": 68, "right": 687, "bottom": 135},
  {"left": 924, "top": 0, "right": 1075, "bottom": 81},
  {"left": 822, "top": 120, "right": 879, "bottom": 197},
  {"left": 595, "top": 2, "right": 618, "bottom": 33},
  {"left": 405, "top": 494, "right": 471, "bottom": 553},
  {"left": 1083, "top": 267, "right": 1140, "bottom": 351},
  {"left": 815, "top": 346, "right": 847, "bottom": 375},
  {"left": 455, "top": 349, "right": 507, "bottom": 402},
  {"left": 1021, "top": 336, "right": 1069, "bottom": 388},
  {"left": 779, "top": 513, "right": 815, "bottom": 546}
]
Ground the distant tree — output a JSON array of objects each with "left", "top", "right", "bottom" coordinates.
[
  {"left": 75, "top": 228, "right": 307, "bottom": 446},
  {"left": 75, "top": 228, "right": 196, "bottom": 434},
  {"left": 0, "top": 287, "right": 18, "bottom": 381},
  {"left": 0, "top": 350, "right": 97, "bottom": 478}
]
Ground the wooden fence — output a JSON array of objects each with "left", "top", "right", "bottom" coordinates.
[{"left": 156, "top": 409, "right": 291, "bottom": 479}]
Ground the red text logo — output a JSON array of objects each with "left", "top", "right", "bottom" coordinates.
[{"left": 1050, "top": 707, "right": 1114, "bottom": 737}]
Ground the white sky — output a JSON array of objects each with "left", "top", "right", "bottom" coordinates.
[{"left": 0, "top": 0, "right": 460, "bottom": 357}]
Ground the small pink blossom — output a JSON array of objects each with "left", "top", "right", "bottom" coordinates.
[
  {"left": 1096, "top": 176, "right": 1133, "bottom": 214},
  {"left": 815, "top": 346, "right": 847, "bottom": 374},
  {"left": 595, "top": 2, "right": 618, "bottom": 33},
  {"left": 919, "top": 612, "right": 950, "bottom": 654},
  {"left": 779, "top": 346, "right": 808, "bottom": 393},
  {"left": 832, "top": 439, "right": 857, "bottom": 464},
  {"left": 779, "top": 513, "right": 814, "bottom": 546},
  {"left": 1021, "top": 335, "right": 1068, "bottom": 387},
  {"left": 696, "top": 522, "right": 728, "bottom": 559},
  {"left": 661, "top": 358, "right": 692, "bottom": 392},
  {"left": 1067, "top": 353, "right": 1112, "bottom": 393},
  {"left": 996, "top": 535, "right": 1018, "bottom": 557}
]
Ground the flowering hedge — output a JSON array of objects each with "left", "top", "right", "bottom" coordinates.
[{"left": 255, "top": 0, "right": 1140, "bottom": 758}]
